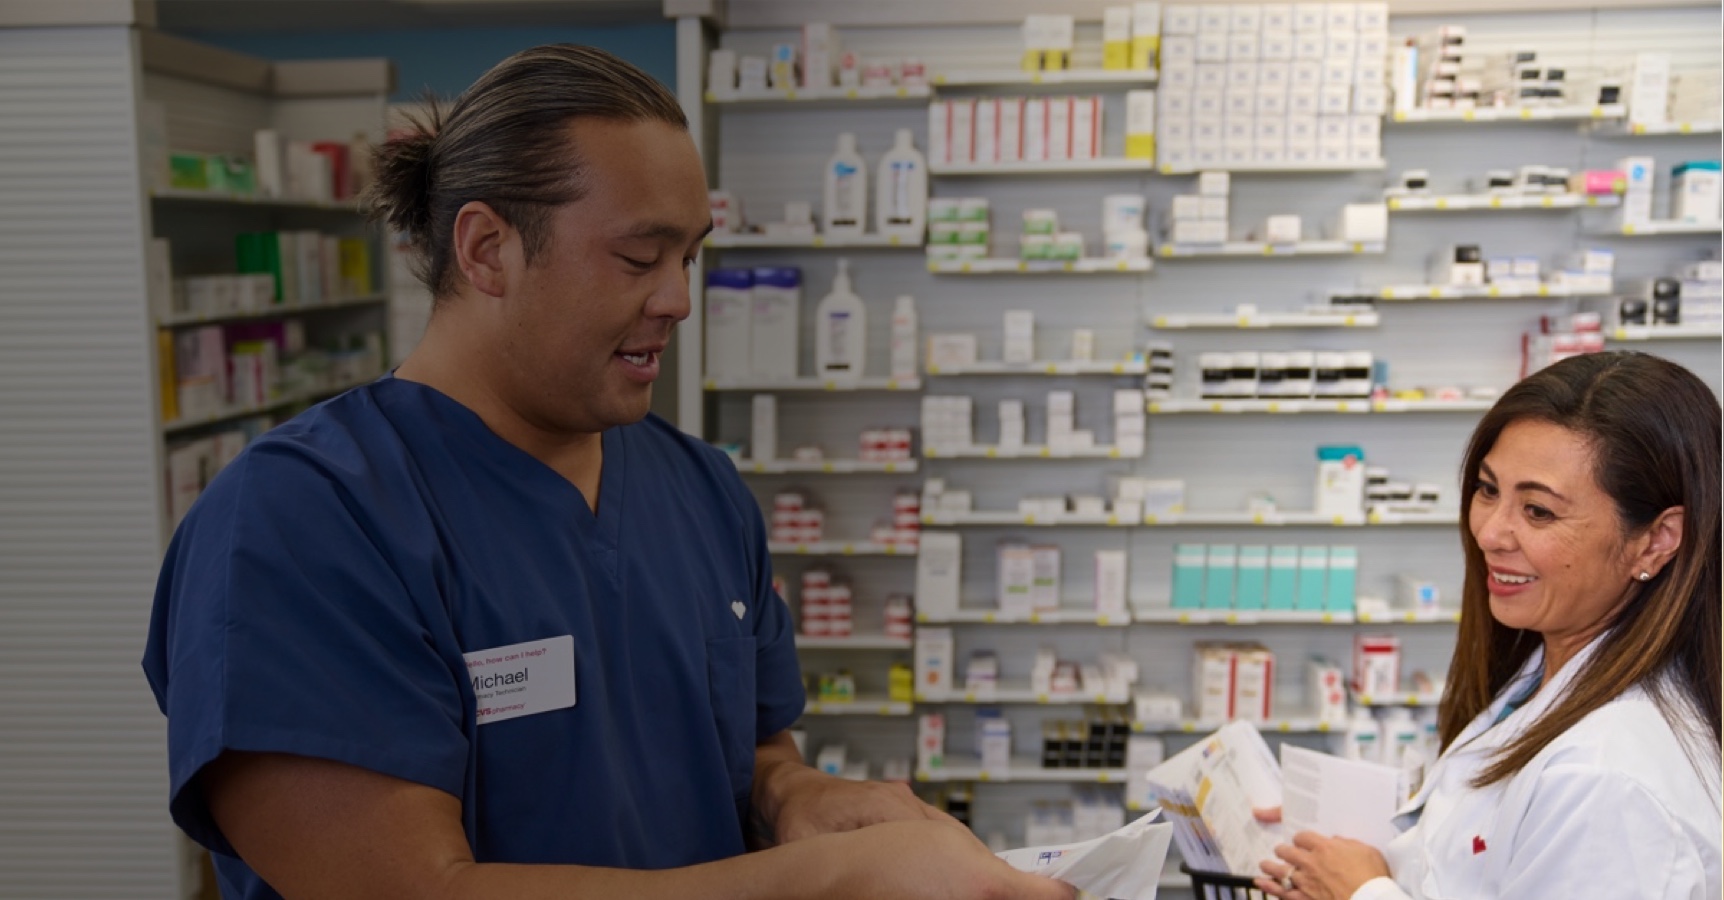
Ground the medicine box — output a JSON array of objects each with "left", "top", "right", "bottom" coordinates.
[
  {"left": 1296, "top": 545, "right": 1329, "bottom": 611},
  {"left": 1171, "top": 543, "right": 1206, "bottom": 608},
  {"left": 1235, "top": 545, "right": 1268, "bottom": 610},
  {"left": 1204, "top": 544, "right": 1237, "bottom": 609},
  {"left": 1326, "top": 545, "right": 1357, "bottom": 612},
  {"left": 1267, "top": 546, "right": 1299, "bottom": 610}
]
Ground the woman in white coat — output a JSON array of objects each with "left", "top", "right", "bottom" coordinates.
[{"left": 1257, "top": 351, "right": 1722, "bottom": 900}]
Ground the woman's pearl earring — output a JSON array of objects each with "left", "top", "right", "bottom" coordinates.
[{"left": 1638, "top": 571, "right": 1652, "bottom": 582}]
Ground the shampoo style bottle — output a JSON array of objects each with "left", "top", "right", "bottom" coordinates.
[
  {"left": 815, "top": 258, "right": 866, "bottom": 379},
  {"left": 823, "top": 132, "right": 867, "bottom": 237},
  {"left": 875, "top": 128, "right": 927, "bottom": 241}
]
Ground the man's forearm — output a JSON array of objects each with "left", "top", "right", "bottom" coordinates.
[{"left": 749, "top": 731, "right": 816, "bottom": 848}]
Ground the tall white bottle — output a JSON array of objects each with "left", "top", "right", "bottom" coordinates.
[
  {"left": 823, "top": 133, "right": 867, "bottom": 237},
  {"left": 876, "top": 128, "right": 928, "bottom": 241},
  {"left": 889, "top": 294, "right": 918, "bottom": 379},
  {"left": 1338, "top": 707, "right": 1383, "bottom": 764},
  {"left": 815, "top": 258, "right": 866, "bottom": 380}
]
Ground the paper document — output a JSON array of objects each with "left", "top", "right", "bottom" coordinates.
[
  {"left": 1142, "top": 721, "right": 1289, "bottom": 877},
  {"left": 1279, "top": 745, "right": 1404, "bottom": 851},
  {"left": 997, "top": 810, "right": 1174, "bottom": 900}
]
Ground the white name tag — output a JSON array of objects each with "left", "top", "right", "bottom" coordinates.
[{"left": 463, "top": 635, "right": 577, "bottom": 725}]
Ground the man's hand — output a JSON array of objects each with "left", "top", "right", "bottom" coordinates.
[{"left": 750, "top": 732, "right": 958, "bottom": 846}]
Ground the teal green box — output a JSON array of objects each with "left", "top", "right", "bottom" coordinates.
[
  {"left": 1204, "top": 544, "right": 1237, "bottom": 609},
  {"left": 1266, "top": 546, "right": 1298, "bottom": 610},
  {"left": 1296, "top": 546, "right": 1329, "bottom": 611},
  {"left": 1326, "top": 545, "right": 1358, "bottom": 612},
  {"left": 1235, "top": 545, "right": 1268, "bottom": 610},
  {"left": 1171, "top": 544, "right": 1206, "bottom": 609}
]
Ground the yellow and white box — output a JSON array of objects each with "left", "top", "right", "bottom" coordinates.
[{"left": 1126, "top": 89, "right": 1157, "bottom": 160}]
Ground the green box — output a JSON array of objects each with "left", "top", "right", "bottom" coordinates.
[
  {"left": 1266, "top": 546, "right": 1298, "bottom": 610},
  {"left": 1296, "top": 546, "right": 1329, "bottom": 611},
  {"left": 1326, "top": 545, "right": 1357, "bottom": 612},
  {"left": 168, "top": 152, "right": 211, "bottom": 191},
  {"left": 1171, "top": 543, "right": 1206, "bottom": 609},
  {"left": 1235, "top": 545, "right": 1268, "bottom": 610},
  {"left": 1204, "top": 544, "right": 1236, "bottom": 609}
]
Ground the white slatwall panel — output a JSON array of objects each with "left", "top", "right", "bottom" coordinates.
[
  {"left": 0, "top": 25, "right": 181, "bottom": 900},
  {"left": 145, "top": 71, "right": 272, "bottom": 157}
]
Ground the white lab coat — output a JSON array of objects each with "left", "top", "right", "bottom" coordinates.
[{"left": 1351, "top": 635, "right": 1722, "bottom": 900}]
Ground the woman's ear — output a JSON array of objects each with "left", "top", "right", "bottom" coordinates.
[
  {"left": 1632, "top": 506, "right": 1685, "bottom": 580},
  {"left": 451, "top": 200, "right": 514, "bottom": 298}
]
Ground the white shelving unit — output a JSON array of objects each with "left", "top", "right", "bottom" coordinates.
[
  {"left": 670, "top": 5, "right": 1722, "bottom": 884},
  {"left": 1592, "top": 220, "right": 1723, "bottom": 236},
  {"left": 1146, "top": 398, "right": 1493, "bottom": 414},
  {"left": 161, "top": 376, "right": 381, "bottom": 436},
  {"left": 931, "top": 68, "right": 1158, "bottom": 88},
  {"left": 925, "top": 359, "right": 1148, "bottom": 376},
  {"left": 1591, "top": 119, "right": 1722, "bottom": 136},
  {"left": 929, "top": 158, "right": 1157, "bottom": 176},
  {"left": 922, "top": 510, "right": 1140, "bottom": 526},
  {"left": 922, "top": 444, "right": 1139, "bottom": 460},
  {"left": 733, "top": 457, "right": 918, "bottom": 474},
  {"left": 705, "top": 232, "right": 921, "bottom": 249},
  {"left": 1135, "top": 714, "right": 1339, "bottom": 734},
  {"left": 1388, "top": 104, "right": 1626, "bottom": 124},
  {"left": 703, "top": 376, "right": 922, "bottom": 392},
  {"left": 1354, "top": 689, "right": 1445, "bottom": 707},
  {"left": 705, "top": 84, "right": 931, "bottom": 105},
  {"left": 1386, "top": 193, "right": 1621, "bottom": 212},
  {"left": 1157, "top": 159, "right": 1386, "bottom": 175},
  {"left": 1150, "top": 310, "right": 1380, "bottom": 329},
  {"left": 158, "top": 294, "right": 388, "bottom": 328},
  {"left": 1156, "top": 240, "right": 1385, "bottom": 258},
  {"left": 917, "top": 760, "right": 1131, "bottom": 783},
  {"left": 926, "top": 257, "right": 1152, "bottom": 275},
  {"left": 1606, "top": 324, "right": 1722, "bottom": 341},
  {"left": 803, "top": 697, "right": 916, "bottom": 716},
  {"left": 1374, "top": 283, "right": 1608, "bottom": 300},
  {"left": 917, "top": 686, "right": 1132, "bottom": 705}
]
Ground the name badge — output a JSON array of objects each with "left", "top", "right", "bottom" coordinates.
[{"left": 463, "top": 635, "right": 577, "bottom": 725}]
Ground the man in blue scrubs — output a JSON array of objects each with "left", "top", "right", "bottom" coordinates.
[{"left": 143, "top": 44, "right": 1074, "bottom": 900}]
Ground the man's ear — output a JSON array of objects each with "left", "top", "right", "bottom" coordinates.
[{"left": 451, "top": 201, "right": 514, "bottom": 298}]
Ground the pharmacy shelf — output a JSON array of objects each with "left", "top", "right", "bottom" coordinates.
[
  {"left": 1137, "top": 510, "right": 1459, "bottom": 527},
  {"left": 733, "top": 458, "right": 918, "bottom": 475},
  {"left": 921, "top": 508, "right": 1459, "bottom": 527},
  {"left": 158, "top": 294, "right": 387, "bottom": 329},
  {"left": 927, "top": 257, "right": 1152, "bottom": 275},
  {"left": 703, "top": 376, "right": 921, "bottom": 392},
  {"left": 1592, "top": 120, "right": 1722, "bottom": 137},
  {"left": 931, "top": 68, "right": 1158, "bottom": 88},
  {"left": 921, "top": 511, "right": 1138, "bottom": 527},
  {"left": 161, "top": 374, "right": 378, "bottom": 436},
  {"left": 1133, "top": 609, "right": 1357, "bottom": 625},
  {"left": 149, "top": 187, "right": 362, "bottom": 212},
  {"left": 1134, "top": 713, "right": 1339, "bottom": 734},
  {"left": 1388, "top": 104, "right": 1625, "bottom": 124},
  {"left": 917, "top": 608, "right": 1131, "bottom": 627},
  {"left": 924, "top": 359, "right": 1149, "bottom": 376},
  {"left": 917, "top": 686, "right": 1132, "bottom": 706},
  {"left": 1156, "top": 240, "right": 1385, "bottom": 258},
  {"left": 796, "top": 634, "right": 914, "bottom": 650},
  {"left": 929, "top": 157, "right": 1157, "bottom": 176},
  {"left": 1386, "top": 193, "right": 1620, "bottom": 212},
  {"left": 916, "top": 759, "right": 1131, "bottom": 783},
  {"left": 1353, "top": 689, "right": 1444, "bottom": 708},
  {"left": 704, "top": 84, "right": 931, "bottom": 106},
  {"left": 1606, "top": 323, "right": 1723, "bottom": 341},
  {"left": 1145, "top": 398, "right": 1493, "bottom": 414},
  {"left": 1149, "top": 310, "right": 1379, "bottom": 329},
  {"left": 1157, "top": 160, "right": 1386, "bottom": 175},
  {"left": 768, "top": 541, "right": 917, "bottom": 557},
  {"left": 1592, "top": 220, "right": 1723, "bottom": 236},
  {"left": 1374, "top": 283, "right": 1608, "bottom": 301},
  {"left": 1133, "top": 607, "right": 1461, "bottom": 625},
  {"left": 802, "top": 696, "right": 915, "bottom": 716},
  {"left": 922, "top": 444, "right": 1139, "bottom": 460},
  {"left": 705, "top": 232, "right": 921, "bottom": 249}
]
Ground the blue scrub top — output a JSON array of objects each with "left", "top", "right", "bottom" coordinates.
[{"left": 142, "top": 378, "right": 804, "bottom": 898}]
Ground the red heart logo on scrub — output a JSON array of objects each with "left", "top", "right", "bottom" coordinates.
[{"left": 1472, "top": 836, "right": 1487, "bottom": 855}]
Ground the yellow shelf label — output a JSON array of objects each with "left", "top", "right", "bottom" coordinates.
[
  {"left": 821, "top": 463, "right": 834, "bottom": 472},
  {"left": 1038, "top": 448, "right": 1052, "bottom": 458},
  {"left": 1176, "top": 613, "right": 1191, "bottom": 623},
  {"left": 1108, "top": 448, "right": 1122, "bottom": 458},
  {"left": 1181, "top": 722, "right": 1197, "bottom": 732},
  {"left": 1044, "top": 364, "right": 1059, "bottom": 374},
  {"left": 1344, "top": 315, "right": 1357, "bottom": 326},
  {"left": 1490, "top": 196, "right": 1503, "bottom": 208},
  {"left": 984, "top": 447, "right": 997, "bottom": 458},
  {"left": 1146, "top": 514, "right": 1159, "bottom": 524},
  {"left": 1435, "top": 198, "right": 1448, "bottom": 209},
  {"left": 785, "top": 90, "right": 798, "bottom": 100},
  {"left": 888, "top": 235, "right": 901, "bottom": 245},
  {"left": 822, "top": 381, "right": 837, "bottom": 390}
]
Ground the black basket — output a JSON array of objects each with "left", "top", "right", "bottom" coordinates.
[{"left": 1181, "top": 863, "right": 1270, "bottom": 900}]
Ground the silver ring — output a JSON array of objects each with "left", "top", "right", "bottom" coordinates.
[{"left": 1282, "top": 868, "right": 1297, "bottom": 891}]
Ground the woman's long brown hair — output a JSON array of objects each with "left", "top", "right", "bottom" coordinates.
[{"left": 1440, "top": 352, "right": 1720, "bottom": 787}]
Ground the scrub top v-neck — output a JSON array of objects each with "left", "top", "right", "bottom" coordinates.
[{"left": 143, "top": 377, "right": 805, "bottom": 900}]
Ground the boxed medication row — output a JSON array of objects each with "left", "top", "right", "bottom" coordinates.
[
  {"left": 1172, "top": 544, "right": 1358, "bottom": 612},
  {"left": 1163, "top": 3, "right": 1388, "bottom": 36}
]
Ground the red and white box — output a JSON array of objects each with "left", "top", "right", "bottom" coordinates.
[{"left": 1353, "top": 634, "right": 1401, "bottom": 697}]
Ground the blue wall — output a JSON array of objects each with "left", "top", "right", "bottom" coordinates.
[{"left": 174, "top": 22, "right": 677, "bottom": 101}]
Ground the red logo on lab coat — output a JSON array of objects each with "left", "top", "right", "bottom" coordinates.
[{"left": 1471, "top": 836, "right": 1487, "bottom": 855}]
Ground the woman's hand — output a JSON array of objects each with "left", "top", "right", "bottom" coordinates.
[{"left": 1255, "top": 831, "right": 1391, "bottom": 900}]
